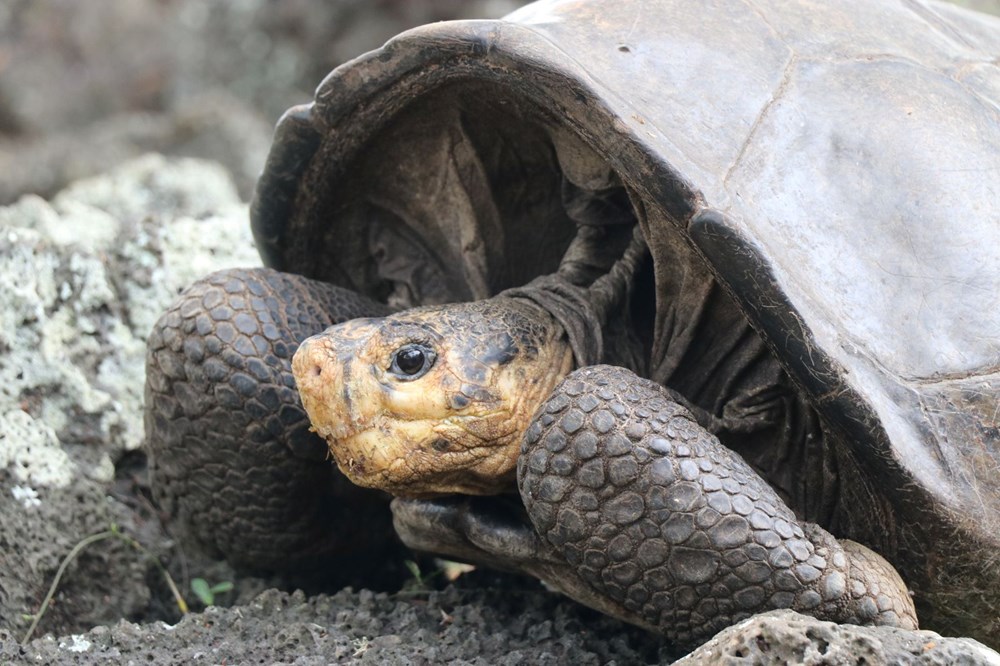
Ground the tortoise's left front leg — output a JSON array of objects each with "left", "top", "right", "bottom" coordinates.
[
  {"left": 518, "top": 365, "right": 917, "bottom": 648},
  {"left": 145, "top": 267, "right": 400, "bottom": 583}
]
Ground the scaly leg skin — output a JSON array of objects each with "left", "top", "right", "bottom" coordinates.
[
  {"left": 145, "top": 267, "right": 399, "bottom": 581},
  {"left": 518, "top": 365, "right": 917, "bottom": 649}
]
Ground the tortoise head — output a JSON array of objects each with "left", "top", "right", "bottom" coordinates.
[{"left": 292, "top": 298, "right": 573, "bottom": 497}]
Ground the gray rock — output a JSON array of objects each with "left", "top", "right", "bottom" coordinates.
[
  {"left": 0, "top": 154, "right": 256, "bottom": 455},
  {"left": 0, "top": 154, "right": 259, "bottom": 639},
  {"left": 676, "top": 610, "right": 1000, "bottom": 665}
]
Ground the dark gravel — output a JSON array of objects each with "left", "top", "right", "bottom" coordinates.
[{"left": 2, "top": 578, "right": 671, "bottom": 665}]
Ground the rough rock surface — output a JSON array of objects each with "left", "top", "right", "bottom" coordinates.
[
  {"left": 676, "top": 610, "right": 1000, "bottom": 665},
  {"left": 0, "top": 155, "right": 258, "bottom": 639}
]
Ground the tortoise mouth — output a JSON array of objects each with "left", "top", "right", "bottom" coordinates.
[
  {"left": 326, "top": 428, "right": 403, "bottom": 488},
  {"left": 329, "top": 425, "right": 522, "bottom": 498}
]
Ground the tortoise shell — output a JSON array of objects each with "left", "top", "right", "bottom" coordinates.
[{"left": 250, "top": 0, "right": 1000, "bottom": 641}]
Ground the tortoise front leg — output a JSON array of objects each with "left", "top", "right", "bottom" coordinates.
[
  {"left": 518, "top": 365, "right": 917, "bottom": 647},
  {"left": 145, "top": 267, "right": 399, "bottom": 581}
]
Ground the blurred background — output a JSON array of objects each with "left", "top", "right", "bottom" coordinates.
[
  {"left": 0, "top": 0, "right": 524, "bottom": 205},
  {"left": 0, "top": 0, "right": 997, "bottom": 206}
]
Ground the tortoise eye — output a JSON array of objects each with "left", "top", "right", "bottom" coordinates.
[{"left": 389, "top": 344, "right": 436, "bottom": 380}]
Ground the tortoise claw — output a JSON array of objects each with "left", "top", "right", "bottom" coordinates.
[
  {"left": 391, "top": 493, "right": 664, "bottom": 633},
  {"left": 391, "top": 495, "right": 550, "bottom": 572}
]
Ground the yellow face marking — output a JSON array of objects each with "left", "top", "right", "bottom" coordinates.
[{"left": 291, "top": 298, "right": 573, "bottom": 497}]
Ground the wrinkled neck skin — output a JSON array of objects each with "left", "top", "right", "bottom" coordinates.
[{"left": 292, "top": 295, "right": 575, "bottom": 498}]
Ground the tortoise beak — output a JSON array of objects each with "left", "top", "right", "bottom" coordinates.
[
  {"left": 292, "top": 331, "right": 403, "bottom": 488},
  {"left": 292, "top": 333, "right": 361, "bottom": 443}
]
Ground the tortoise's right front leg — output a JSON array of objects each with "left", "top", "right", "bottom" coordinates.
[
  {"left": 145, "top": 267, "right": 398, "bottom": 581},
  {"left": 518, "top": 365, "right": 917, "bottom": 649}
]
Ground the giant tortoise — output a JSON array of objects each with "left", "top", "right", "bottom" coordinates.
[{"left": 144, "top": 0, "right": 1000, "bottom": 650}]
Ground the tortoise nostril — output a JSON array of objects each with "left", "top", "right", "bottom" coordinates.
[{"left": 312, "top": 365, "right": 322, "bottom": 377}]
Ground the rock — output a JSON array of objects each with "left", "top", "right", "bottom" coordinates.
[
  {"left": 0, "top": 154, "right": 259, "bottom": 639},
  {"left": 0, "top": 154, "right": 256, "bottom": 455},
  {"left": 676, "top": 610, "right": 1000, "bottom": 665}
]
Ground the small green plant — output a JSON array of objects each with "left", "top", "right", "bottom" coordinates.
[
  {"left": 190, "top": 578, "right": 234, "bottom": 606},
  {"left": 403, "top": 559, "right": 428, "bottom": 587},
  {"left": 399, "top": 558, "right": 474, "bottom": 596},
  {"left": 398, "top": 558, "right": 443, "bottom": 595}
]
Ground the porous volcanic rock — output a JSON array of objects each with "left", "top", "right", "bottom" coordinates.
[
  {"left": 676, "top": 609, "right": 1000, "bottom": 665},
  {"left": 0, "top": 155, "right": 258, "bottom": 640}
]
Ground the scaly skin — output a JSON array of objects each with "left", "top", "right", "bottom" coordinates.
[
  {"left": 519, "top": 365, "right": 917, "bottom": 646},
  {"left": 145, "top": 267, "right": 400, "bottom": 580}
]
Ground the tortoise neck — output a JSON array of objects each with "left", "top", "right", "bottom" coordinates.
[
  {"left": 585, "top": 226, "right": 647, "bottom": 327},
  {"left": 499, "top": 275, "right": 603, "bottom": 369},
  {"left": 499, "top": 226, "right": 648, "bottom": 370}
]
